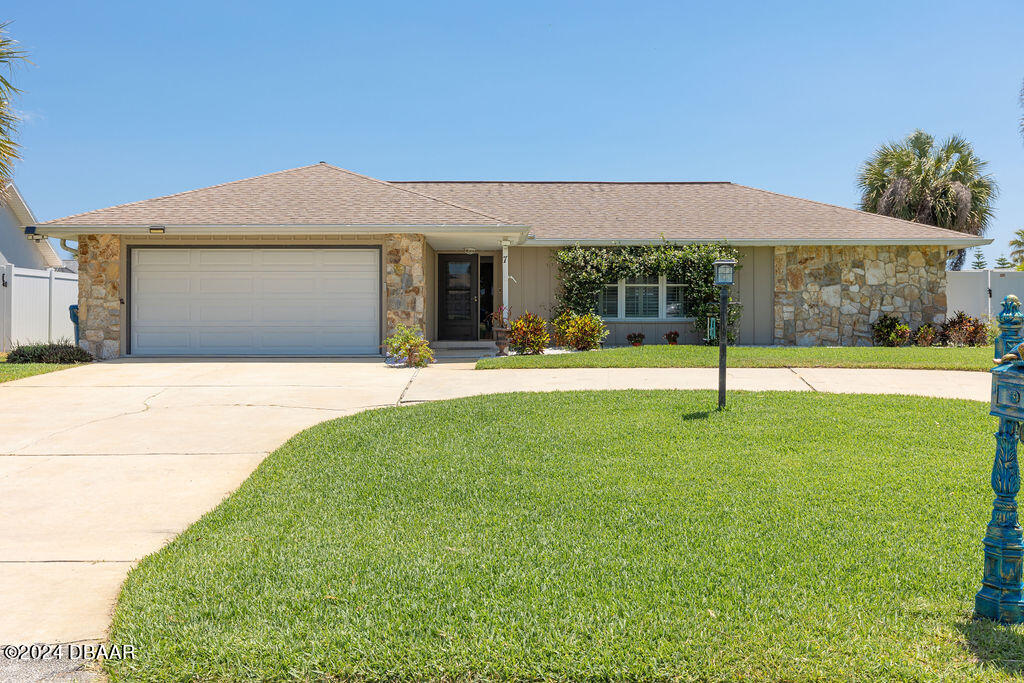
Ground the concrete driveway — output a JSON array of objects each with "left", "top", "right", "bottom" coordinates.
[
  {"left": 0, "top": 359, "right": 415, "bottom": 648},
  {"left": 0, "top": 358, "right": 990, "bottom": 653}
]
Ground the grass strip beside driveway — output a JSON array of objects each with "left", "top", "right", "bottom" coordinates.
[
  {"left": 476, "top": 344, "right": 995, "bottom": 371},
  {"left": 0, "top": 357, "right": 81, "bottom": 383},
  {"left": 107, "top": 390, "right": 1014, "bottom": 680}
]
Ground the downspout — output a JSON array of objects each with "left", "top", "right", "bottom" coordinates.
[{"left": 59, "top": 238, "right": 78, "bottom": 257}]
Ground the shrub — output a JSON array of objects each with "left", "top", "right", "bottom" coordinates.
[
  {"left": 508, "top": 312, "right": 549, "bottom": 355},
  {"left": 663, "top": 330, "right": 680, "bottom": 344},
  {"left": 6, "top": 340, "right": 93, "bottom": 364},
  {"left": 626, "top": 332, "right": 645, "bottom": 346},
  {"left": 383, "top": 325, "right": 434, "bottom": 367},
  {"left": 941, "top": 311, "right": 988, "bottom": 347},
  {"left": 550, "top": 311, "right": 573, "bottom": 347},
  {"left": 561, "top": 312, "right": 609, "bottom": 351},
  {"left": 913, "top": 323, "right": 937, "bottom": 347},
  {"left": 870, "top": 314, "right": 910, "bottom": 347},
  {"left": 890, "top": 323, "right": 912, "bottom": 347}
]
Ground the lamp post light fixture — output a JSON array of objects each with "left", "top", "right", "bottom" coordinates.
[{"left": 712, "top": 258, "right": 736, "bottom": 409}]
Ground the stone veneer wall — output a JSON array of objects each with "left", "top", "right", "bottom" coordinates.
[
  {"left": 383, "top": 233, "right": 426, "bottom": 334},
  {"left": 77, "top": 234, "right": 122, "bottom": 359},
  {"left": 773, "top": 245, "right": 947, "bottom": 346}
]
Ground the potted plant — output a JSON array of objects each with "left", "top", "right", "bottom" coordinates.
[
  {"left": 663, "top": 330, "right": 680, "bottom": 345},
  {"left": 490, "top": 305, "right": 512, "bottom": 356},
  {"left": 626, "top": 332, "right": 645, "bottom": 347}
]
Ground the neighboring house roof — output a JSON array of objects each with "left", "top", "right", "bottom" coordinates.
[
  {"left": 41, "top": 163, "right": 512, "bottom": 228},
  {"left": 395, "top": 181, "right": 989, "bottom": 246},
  {"left": 1, "top": 183, "right": 63, "bottom": 268}
]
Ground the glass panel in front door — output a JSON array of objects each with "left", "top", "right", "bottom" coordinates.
[{"left": 444, "top": 262, "right": 473, "bottom": 321}]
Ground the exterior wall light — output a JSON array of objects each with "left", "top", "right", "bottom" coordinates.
[{"left": 148, "top": 226, "right": 165, "bottom": 234}]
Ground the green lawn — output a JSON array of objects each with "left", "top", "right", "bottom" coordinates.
[
  {"left": 107, "top": 390, "right": 1021, "bottom": 680},
  {"left": 0, "top": 355, "right": 80, "bottom": 383},
  {"left": 477, "top": 344, "right": 995, "bottom": 371}
]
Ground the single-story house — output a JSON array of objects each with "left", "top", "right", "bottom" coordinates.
[{"left": 31, "top": 163, "right": 987, "bottom": 358}]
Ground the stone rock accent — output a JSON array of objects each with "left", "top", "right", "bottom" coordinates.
[
  {"left": 384, "top": 233, "right": 426, "bottom": 334},
  {"left": 773, "top": 245, "right": 947, "bottom": 346},
  {"left": 77, "top": 234, "right": 122, "bottom": 359}
]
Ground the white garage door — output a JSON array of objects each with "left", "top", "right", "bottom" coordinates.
[{"left": 130, "top": 247, "right": 380, "bottom": 356}]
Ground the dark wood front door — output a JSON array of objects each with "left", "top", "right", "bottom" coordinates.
[{"left": 438, "top": 254, "right": 478, "bottom": 340}]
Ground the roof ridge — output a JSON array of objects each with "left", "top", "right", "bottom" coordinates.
[
  {"left": 730, "top": 183, "right": 978, "bottom": 238},
  {"left": 317, "top": 164, "right": 513, "bottom": 223},
  {"left": 43, "top": 163, "right": 329, "bottom": 224}
]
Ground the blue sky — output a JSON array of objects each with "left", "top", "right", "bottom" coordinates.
[{"left": 5, "top": 1, "right": 1024, "bottom": 263}]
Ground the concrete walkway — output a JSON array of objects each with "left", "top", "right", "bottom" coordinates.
[{"left": 0, "top": 359, "right": 990, "bottom": 653}]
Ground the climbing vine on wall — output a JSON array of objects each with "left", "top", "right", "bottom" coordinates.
[{"left": 552, "top": 242, "right": 742, "bottom": 343}]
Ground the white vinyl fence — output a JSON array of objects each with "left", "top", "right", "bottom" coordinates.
[
  {"left": 0, "top": 264, "right": 79, "bottom": 352},
  {"left": 947, "top": 269, "right": 1024, "bottom": 321}
]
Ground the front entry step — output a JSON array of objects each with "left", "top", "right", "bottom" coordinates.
[{"left": 432, "top": 341, "right": 496, "bottom": 350}]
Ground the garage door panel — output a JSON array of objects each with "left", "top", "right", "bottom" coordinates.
[
  {"left": 131, "top": 248, "right": 380, "bottom": 356},
  {"left": 198, "top": 250, "right": 257, "bottom": 266},
  {"left": 259, "top": 304, "right": 320, "bottom": 323},
  {"left": 321, "top": 250, "right": 378, "bottom": 267},
  {"left": 136, "top": 276, "right": 191, "bottom": 295},
  {"left": 199, "top": 276, "right": 255, "bottom": 294},
  {"left": 135, "top": 331, "right": 191, "bottom": 350},
  {"left": 260, "top": 250, "right": 319, "bottom": 266},
  {"left": 134, "top": 303, "right": 191, "bottom": 324},
  {"left": 262, "top": 276, "right": 318, "bottom": 295},
  {"left": 198, "top": 304, "right": 253, "bottom": 322},
  {"left": 135, "top": 249, "right": 191, "bottom": 266},
  {"left": 321, "top": 276, "right": 378, "bottom": 295},
  {"left": 319, "top": 302, "right": 379, "bottom": 322}
]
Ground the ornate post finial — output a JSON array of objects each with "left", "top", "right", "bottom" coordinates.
[{"left": 996, "top": 295, "right": 1024, "bottom": 361}]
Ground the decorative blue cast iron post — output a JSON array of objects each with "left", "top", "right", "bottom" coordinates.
[
  {"left": 977, "top": 295, "right": 1024, "bottom": 623},
  {"left": 996, "top": 295, "right": 1024, "bottom": 360}
]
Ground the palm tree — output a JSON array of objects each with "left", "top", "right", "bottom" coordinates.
[
  {"left": 0, "top": 22, "right": 28, "bottom": 193},
  {"left": 1011, "top": 229, "right": 1024, "bottom": 266},
  {"left": 971, "top": 249, "right": 987, "bottom": 270},
  {"left": 857, "top": 130, "right": 997, "bottom": 270}
]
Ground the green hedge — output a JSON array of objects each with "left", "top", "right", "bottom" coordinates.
[
  {"left": 552, "top": 242, "right": 742, "bottom": 343},
  {"left": 6, "top": 341, "right": 93, "bottom": 364}
]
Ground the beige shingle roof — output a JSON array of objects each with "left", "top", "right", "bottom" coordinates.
[
  {"left": 40, "top": 163, "right": 988, "bottom": 246},
  {"left": 42, "top": 163, "right": 510, "bottom": 227},
  {"left": 395, "top": 181, "right": 987, "bottom": 245}
]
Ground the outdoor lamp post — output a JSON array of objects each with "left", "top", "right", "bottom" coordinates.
[
  {"left": 712, "top": 258, "right": 736, "bottom": 409},
  {"left": 977, "top": 294, "right": 1024, "bottom": 623}
]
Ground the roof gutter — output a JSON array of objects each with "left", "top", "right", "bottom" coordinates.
[
  {"left": 29, "top": 223, "right": 532, "bottom": 241},
  {"left": 523, "top": 237, "right": 993, "bottom": 248}
]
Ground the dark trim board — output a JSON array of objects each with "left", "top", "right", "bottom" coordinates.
[{"left": 124, "top": 244, "right": 384, "bottom": 357}]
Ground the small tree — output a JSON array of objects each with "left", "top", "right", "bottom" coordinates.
[
  {"left": 971, "top": 249, "right": 988, "bottom": 270},
  {"left": 1011, "top": 228, "right": 1024, "bottom": 266},
  {"left": 995, "top": 255, "right": 1013, "bottom": 269},
  {"left": 857, "top": 130, "right": 997, "bottom": 270}
]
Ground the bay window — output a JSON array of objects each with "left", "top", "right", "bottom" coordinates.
[{"left": 596, "top": 275, "right": 689, "bottom": 319}]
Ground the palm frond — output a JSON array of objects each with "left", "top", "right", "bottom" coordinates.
[{"left": 0, "top": 21, "right": 27, "bottom": 188}]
